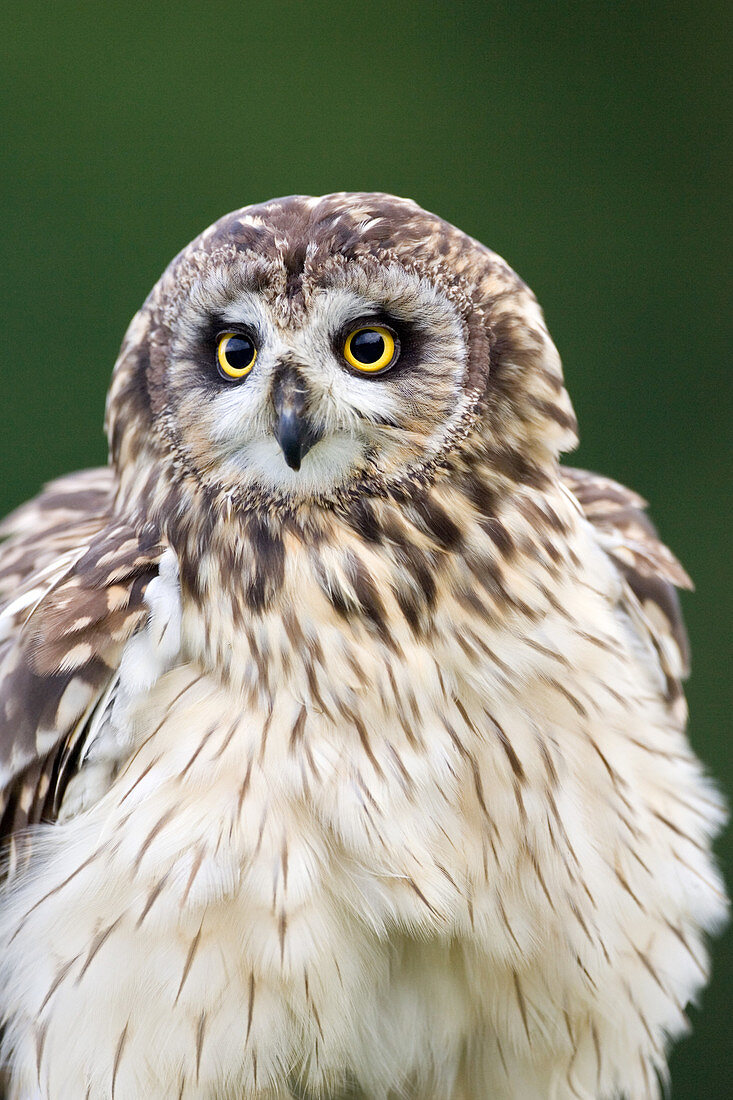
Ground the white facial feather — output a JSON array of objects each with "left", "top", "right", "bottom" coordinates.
[{"left": 170, "top": 264, "right": 471, "bottom": 499}]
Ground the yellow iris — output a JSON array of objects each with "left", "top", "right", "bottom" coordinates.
[
  {"left": 343, "top": 326, "right": 397, "bottom": 373},
  {"left": 217, "top": 332, "right": 257, "bottom": 379}
]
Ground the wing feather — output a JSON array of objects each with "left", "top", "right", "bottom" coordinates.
[
  {"left": 561, "top": 465, "right": 692, "bottom": 712},
  {"left": 0, "top": 467, "right": 116, "bottom": 601},
  {"left": 0, "top": 470, "right": 163, "bottom": 846}
]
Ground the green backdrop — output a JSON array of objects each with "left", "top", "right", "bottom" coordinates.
[{"left": 0, "top": 2, "right": 730, "bottom": 1095}]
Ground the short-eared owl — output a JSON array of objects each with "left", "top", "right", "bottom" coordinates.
[{"left": 0, "top": 194, "right": 725, "bottom": 1099}]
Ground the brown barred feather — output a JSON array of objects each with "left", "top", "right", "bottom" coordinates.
[
  {"left": 561, "top": 466, "right": 692, "bottom": 685},
  {"left": 0, "top": 482, "right": 163, "bottom": 844},
  {"left": 0, "top": 467, "right": 115, "bottom": 600}
]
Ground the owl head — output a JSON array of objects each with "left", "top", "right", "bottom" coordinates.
[{"left": 107, "top": 193, "right": 577, "bottom": 527}]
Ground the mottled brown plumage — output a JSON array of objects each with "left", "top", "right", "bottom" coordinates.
[{"left": 0, "top": 194, "right": 725, "bottom": 1099}]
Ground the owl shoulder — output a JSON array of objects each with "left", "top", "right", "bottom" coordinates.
[
  {"left": 0, "top": 468, "right": 164, "bottom": 844},
  {"left": 560, "top": 465, "right": 692, "bottom": 711}
]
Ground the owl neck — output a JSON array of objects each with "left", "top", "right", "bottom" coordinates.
[{"left": 123, "top": 452, "right": 582, "bottom": 706}]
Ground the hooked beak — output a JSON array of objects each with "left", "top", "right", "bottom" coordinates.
[{"left": 272, "top": 366, "right": 322, "bottom": 471}]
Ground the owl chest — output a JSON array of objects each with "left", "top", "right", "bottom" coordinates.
[
  {"left": 158, "top": 594, "right": 491, "bottom": 935},
  {"left": 122, "top": 658, "right": 481, "bottom": 946},
  {"left": 4, "top": 623, "right": 607, "bottom": 1096},
  {"left": 94, "top": 668, "right": 481, "bottom": 1091},
  {"left": 1, "top": 663, "right": 490, "bottom": 1100}
]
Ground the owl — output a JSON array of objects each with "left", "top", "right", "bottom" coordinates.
[{"left": 0, "top": 193, "right": 726, "bottom": 1100}]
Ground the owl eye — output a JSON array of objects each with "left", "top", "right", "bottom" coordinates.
[
  {"left": 216, "top": 332, "right": 257, "bottom": 379},
  {"left": 343, "top": 326, "right": 398, "bottom": 374}
]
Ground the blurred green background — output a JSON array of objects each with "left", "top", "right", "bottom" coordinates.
[{"left": 0, "top": 1, "right": 730, "bottom": 1094}]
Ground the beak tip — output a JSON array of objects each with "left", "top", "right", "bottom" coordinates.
[{"left": 274, "top": 405, "right": 319, "bottom": 472}]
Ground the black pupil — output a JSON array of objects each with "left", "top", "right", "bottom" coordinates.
[
  {"left": 224, "top": 334, "right": 254, "bottom": 369},
  {"left": 351, "top": 329, "right": 386, "bottom": 364}
]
